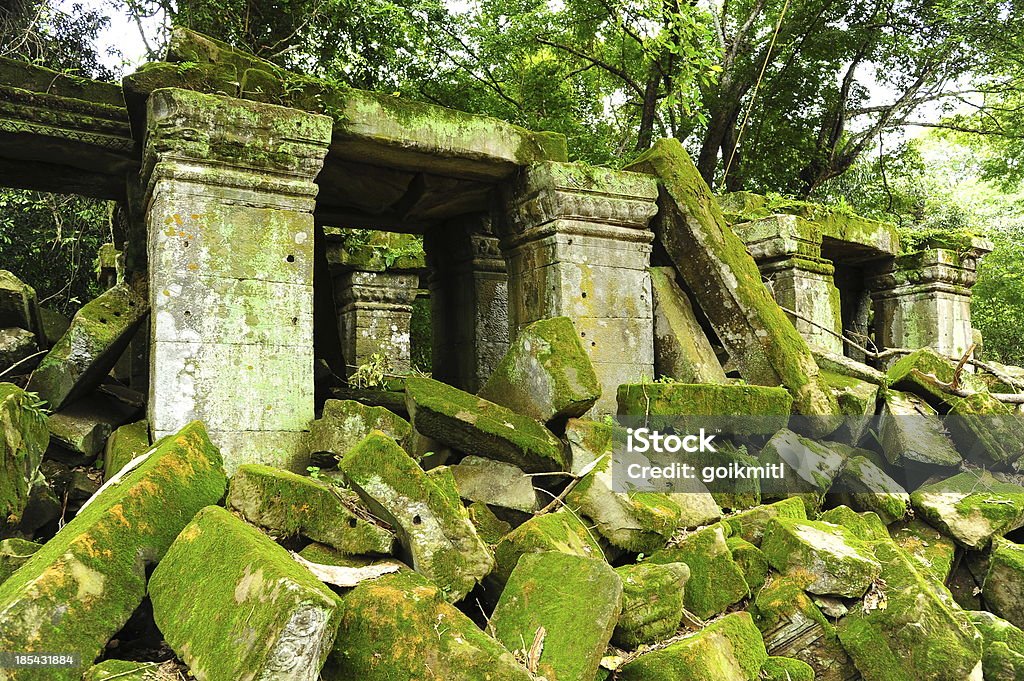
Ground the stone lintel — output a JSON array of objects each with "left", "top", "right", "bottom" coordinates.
[
  {"left": 733, "top": 214, "right": 822, "bottom": 263},
  {"left": 868, "top": 247, "right": 987, "bottom": 297}
]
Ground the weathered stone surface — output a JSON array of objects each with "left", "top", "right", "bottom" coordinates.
[
  {"left": 149, "top": 505, "right": 340, "bottom": 681},
  {"left": 983, "top": 537, "right": 1024, "bottom": 629},
  {"left": 479, "top": 316, "right": 600, "bottom": 422},
  {"left": 647, "top": 523, "right": 749, "bottom": 619},
  {"left": 405, "top": 376, "right": 567, "bottom": 473},
  {"left": 0, "top": 270, "right": 43, "bottom": 342},
  {"left": 625, "top": 139, "right": 839, "bottom": 427},
  {"left": 226, "top": 463, "right": 394, "bottom": 555},
  {"left": 305, "top": 399, "right": 412, "bottom": 463},
  {"left": 837, "top": 539, "right": 983, "bottom": 681},
  {"left": 28, "top": 281, "right": 147, "bottom": 410},
  {"left": 612, "top": 561, "right": 689, "bottom": 648},
  {"left": 449, "top": 455, "right": 537, "bottom": 513},
  {"left": 946, "top": 391, "right": 1024, "bottom": 467},
  {"left": 103, "top": 419, "right": 150, "bottom": 478},
  {"left": 890, "top": 518, "right": 956, "bottom": 584},
  {"left": 617, "top": 382, "right": 792, "bottom": 436},
  {"left": 910, "top": 470, "right": 1024, "bottom": 549},
  {"left": 0, "top": 538, "right": 40, "bottom": 584},
  {"left": 761, "top": 518, "right": 880, "bottom": 597},
  {"left": 0, "top": 383, "right": 47, "bottom": 532},
  {"left": 491, "top": 552, "right": 622, "bottom": 681},
  {"left": 466, "top": 500, "right": 512, "bottom": 545},
  {"left": 759, "top": 429, "right": 847, "bottom": 504},
  {"left": 723, "top": 497, "right": 808, "bottom": 546},
  {"left": 0, "top": 421, "right": 226, "bottom": 679},
  {"left": 836, "top": 455, "right": 910, "bottom": 524},
  {"left": 39, "top": 307, "right": 70, "bottom": 347},
  {"left": 324, "top": 570, "right": 530, "bottom": 681},
  {"left": 821, "top": 369, "right": 878, "bottom": 444},
  {"left": 46, "top": 392, "right": 139, "bottom": 458},
  {"left": 969, "top": 610, "right": 1024, "bottom": 681},
  {"left": 338, "top": 431, "right": 492, "bottom": 601},
  {"left": 814, "top": 350, "right": 887, "bottom": 386},
  {"left": 492, "top": 509, "right": 603, "bottom": 583},
  {"left": 649, "top": 266, "right": 727, "bottom": 383},
  {"left": 727, "top": 535, "right": 769, "bottom": 591},
  {"left": 618, "top": 612, "right": 767, "bottom": 681},
  {"left": 879, "top": 389, "right": 962, "bottom": 468},
  {"left": 0, "top": 327, "right": 37, "bottom": 370},
  {"left": 816, "top": 506, "right": 890, "bottom": 542},
  {"left": 887, "top": 347, "right": 986, "bottom": 406},
  {"left": 333, "top": 270, "right": 420, "bottom": 375},
  {"left": 760, "top": 656, "right": 815, "bottom": 681}
]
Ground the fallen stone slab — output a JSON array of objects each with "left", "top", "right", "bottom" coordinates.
[
  {"left": 405, "top": 376, "right": 567, "bottom": 473},
  {"left": 612, "top": 561, "right": 690, "bottom": 648},
  {"left": 339, "top": 431, "right": 492, "bottom": 601},
  {"left": 649, "top": 266, "right": 727, "bottom": 384},
  {"left": 723, "top": 497, "right": 808, "bottom": 545},
  {"left": 305, "top": 399, "right": 412, "bottom": 465},
  {"left": 449, "top": 455, "right": 538, "bottom": 513},
  {"left": 617, "top": 611, "right": 767, "bottom": 681},
  {"left": 968, "top": 610, "right": 1024, "bottom": 681},
  {"left": 816, "top": 505, "right": 890, "bottom": 543},
  {"left": 478, "top": 316, "right": 601, "bottom": 423},
  {"left": 492, "top": 509, "right": 603, "bottom": 584},
  {"left": 0, "top": 270, "right": 43, "bottom": 343},
  {"left": 879, "top": 389, "right": 962, "bottom": 468},
  {"left": 0, "top": 383, "right": 48, "bottom": 533},
  {"left": 646, "top": 523, "right": 749, "bottom": 619},
  {"left": 910, "top": 469, "right": 1024, "bottom": 549},
  {"left": 983, "top": 537, "right": 1024, "bottom": 630},
  {"left": 761, "top": 518, "right": 881, "bottom": 597},
  {"left": 760, "top": 656, "right": 815, "bottom": 681},
  {"left": 617, "top": 382, "right": 792, "bottom": 436},
  {"left": 0, "top": 421, "right": 226, "bottom": 679},
  {"left": 491, "top": 552, "right": 622, "bottom": 681},
  {"left": 727, "top": 535, "right": 769, "bottom": 591},
  {"left": 46, "top": 391, "right": 140, "bottom": 459},
  {"left": 104, "top": 419, "right": 151, "bottom": 477},
  {"left": 226, "top": 463, "right": 395, "bottom": 555},
  {"left": 324, "top": 571, "right": 531, "bottom": 681},
  {"left": 625, "top": 139, "right": 839, "bottom": 428},
  {"left": 759, "top": 429, "right": 847, "bottom": 503},
  {"left": 0, "top": 327, "right": 37, "bottom": 370},
  {"left": 835, "top": 455, "right": 910, "bottom": 524},
  {"left": 149, "top": 505, "right": 340, "bottom": 681},
  {"left": 837, "top": 539, "right": 983, "bottom": 681},
  {"left": 467, "top": 501, "right": 512, "bottom": 545},
  {"left": 0, "top": 538, "right": 40, "bottom": 584},
  {"left": 28, "top": 280, "right": 147, "bottom": 410},
  {"left": 946, "top": 392, "right": 1024, "bottom": 467},
  {"left": 887, "top": 347, "right": 986, "bottom": 407},
  {"left": 890, "top": 518, "right": 957, "bottom": 584},
  {"left": 821, "top": 370, "right": 878, "bottom": 445}
]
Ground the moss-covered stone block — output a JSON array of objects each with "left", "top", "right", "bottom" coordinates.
[
  {"left": 0, "top": 270, "right": 43, "bottom": 342},
  {"left": 890, "top": 518, "right": 957, "bottom": 584},
  {"left": 722, "top": 498, "right": 808, "bottom": 547},
  {"left": 338, "top": 431, "right": 492, "bottom": 601},
  {"left": 817, "top": 505, "right": 890, "bottom": 542},
  {"left": 478, "top": 316, "right": 601, "bottom": 423},
  {"left": 226, "top": 463, "right": 394, "bottom": 555},
  {"left": 649, "top": 267, "right": 727, "bottom": 384},
  {"left": 0, "top": 327, "right": 37, "bottom": 370},
  {"left": 647, "top": 523, "right": 749, "bottom": 619},
  {"left": 761, "top": 517, "right": 880, "bottom": 597},
  {"left": 0, "top": 537, "right": 41, "bottom": 584},
  {"left": 324, "top": 570, "right": 531, "bottom": 681},
  {"left": 46, "top": 392, "right": 139, "bottom": 459},
  {"left": 759, "top": 429, "right": 847, "bottom": 506},
  {"left": 103, "top": 419, "right": 150, "bottom": 478},
  {"left": 835, "top": 455, "right": 909, "bottom": 524},
  {"left": 28, "top": 281, "right": 147, "bottom": 410},
  {"left": 760, "top": 656, "right": 815, "bottom": 681},
  {"left": 450, "top": 455, "right": 538, "bottom": 513},
  {"left": 0, "top": 421, "right": 226, "bottom": 679},
  {"left": 467, "top": 501, "right": 513, "bottom": 545},
  {"left": 887, "top": 347, "right": 986, "bottom": 408},
  {"left": 983, "top": 537, "right": 1024, "bottom": 630},
  {"left": 625, "top": 140, "right": 839, "bottom": 428},
  {"left": 821, "top": 369, "right": 878, "bottom": 443},
  {"left": 617, "top": 383, "right": 792, "bottom": 436},
  {"left": 910, "top": 469, "right": 1024, "bottom": 549},
  {"left": 0, "top": 383, "right": 48, "bottom": 532},
  {"left": 612, "top": 561, "right": 689, "bottom": 648},
  {"left": 727, "top": 535, "right": 769, "bottom": 591},
  {"left": 880, "top": 389, "right": 962, "bottom": 467},
  {"left": 405, "top": 376, "right": 567, "bottom": 473},
  {"left": 491, "top": 552, "right": 622, "bottom": 681},
  {"left": 305, "top": 399, "right": 412, "bottom": 464},
  {"left": 969, "top": 610, "right": 1024, "bottom": 681},
  {"left": 837, "top": 540, "right": 983, "bottom": 681},
  {"left": 946, "top": 392, "right": 1024, "bottom": 467},
  {"left": 492, "top": 509, "right": 603, "bottom": 584},
  {"left": 617, "top": 611, "right": 767, "bottom": 681},
  {"left": 149, "top": 506, "right": 340, "bottom": 681}
]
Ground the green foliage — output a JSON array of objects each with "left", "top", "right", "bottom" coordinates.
[{"left": 349, "top": 352, "right": 391, "bottom": 389}]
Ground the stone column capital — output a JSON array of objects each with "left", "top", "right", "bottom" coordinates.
[
  {"left": 733, "top": 214, "right": 823, "bottom": 263},
  {"left": 867, "top": 245, "right": 990, "bottom": 298},
  {"left": 334, "top": 270, "right": 421, "bottom": 312}
]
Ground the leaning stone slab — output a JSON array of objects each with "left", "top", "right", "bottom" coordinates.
[
  {"left": 149, "top": 505, "right": 340, "bottom": 681},
  {"left": 910, "top": 469, "right": 1024, "bottom": 549},
  {"left": 618, "top": 612, "right": 767, "bottom": 681},
  {"left": 617, "top": 382, "right": 792, "bottom": 436},
  {"left": 649, "top": 267, "right": 727, "bottom": 384},
  {"left": 226, "top": 463, "right": 394, "bottom": 555},
  {"left": 837, "top": 540, "right": 983, "bottom": 681},
  {"left": 0, "top": 421, "right": 226, "bottom": 679},
  {"left": 625, "top": 139, "right": 839, "bottom": 426},
  {"left": 646, "top": 523, "right": 749, "bottom": 619},
  {"left": 612, "top": 561, "right": 690, "bottom": 648},
  {"left": 983, "top": 537, "right": 1024, "bottom": 630},
  {"left": 946, "top": 392, "right": 1024, "bottom": 467},
  {"left": 28, "top": 280, "right": 147, "bottom": 410},
  {"left": 835, "top": 455, "right": 910, "bottom": 524},
  {"left": 969, "top": 610, "right": 1024, "bottom": 681},
  {"left": 305, "top": 399, "right": 412, "bottom": 464},
  {"left": 0, "top": 270, "right": 43, "bottom": 343},
  {"left": 478, "top": 316, "right": 601, "bottom": 422},
  {"left": 104, "top": 419, "right": 151, "bottom": 477},
  {"left": 879, "top": 389, "right": 962, "bottom": 468},
  {"left": 821, "top": 370, "right": 878, "bottom": 444},
  {"left": 492, "top": 509, "right": 603, "bottom": 583},
  {"left": 0, "top": 538, "right": 41, "bottom": 584},
  {"left": 0, "top": 383, "right": 48, "bottom": 532},
  {"left": 491, "top": 552, "right": 622, "bottom": 681},
  {"left": 449, "top": 455, "right": 538, "bottom": 513},
  {"left": 405, "top": 376, "right": 567, "bottom": 473},
  {"left": 338, "top": 431, "right": 492, "bottom": 601},
  {"left": 761, "top": 518, "right": 881, "bottom": 597},
  {"left": 324, "top": 570, "right": 531, "bottom": 681},
  {"left": 890, "top": 518, "right": 957, "bottom": 584}
]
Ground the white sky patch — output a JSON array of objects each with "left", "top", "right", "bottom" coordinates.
[{"left": 59, "top": 0, "right": 164, "bottom": 73}]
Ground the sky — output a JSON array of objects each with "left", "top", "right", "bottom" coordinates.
[{"left": 60, "top": 0, "right": 163, "bottom": 71}]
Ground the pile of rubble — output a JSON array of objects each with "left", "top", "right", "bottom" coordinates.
[{"left": 3, "top": 141, "right": 1024, "bottom": 681}]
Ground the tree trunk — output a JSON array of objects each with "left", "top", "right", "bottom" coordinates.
[{"left": 634, "top": 65, "right": 663, "bottom": 152}]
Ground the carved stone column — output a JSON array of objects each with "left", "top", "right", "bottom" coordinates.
[
  {"left": 501, "top": 162, "right": 659, "bottom": 414},
  {"left": 142, "top": 88, "right": 331, "bottom": 472},
  {"left": 333, "top": 270, "right": 420, "bottom": 376},
  {"left": 734, "top": 214, "right": 843, "bottom": 355},
  {"left": 425, "top": 214, "right": 509, "bottom": 392},
  {"left": 868, "top": 239, "right": 992, "bottom": 362}
]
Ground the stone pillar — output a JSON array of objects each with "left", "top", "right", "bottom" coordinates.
[
  {"left": 734, "top": 214, "right": 843, "bottom": 355},
  {"left": 142, "top": 88, "right": 331, "bottom": 472},
  {"left": 425, "top": 214, "right": 509, "bottom": 392},
  {"left": 334, "top": 270, "right": 420, "bottom": 376},
  {"left": 501, "top": 162, "right": 659, "bottom": 414},
  {"left": 868, "top": 239, "right": 992, "bottom": 362}
]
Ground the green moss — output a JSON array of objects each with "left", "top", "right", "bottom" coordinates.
[
  {"left": 103, "top": 419, "right": 150, "bottom": 478},
  {"left": 82, "top": 660, "right": 163, "bottom": 680},
  {"left": 466, "top": 501, "right": 512, "bottom": 546},
  {"left": 910, "top": 470, "right": 1024, "bottom": 549},
  {"left": 817, "top": 506, "right": 890, "bottom": 542},
  {"left": 946, "top": 392, "right": 1024, "bottom": 467},
  {"left": 727, "top": 536, "right": 769, "bottom": 591},
  {"left": 760, "top": 656, "right": 815, "bottom": 681},
  {"left": 836, "top": 455, "right": 910, "bottom": 525},
  {"left": 149, "top": 506, "right": 341, "bottom": 681},
  {"left": 890, "top": 518, "right": 957, "bottom": 584},
  {"left": 616, "top": 383, "right": 792, "bottom": 436},
  {"left": 0, "top": 383, "right": 48, "bottom": 530},
  {"left": 723, "top": 497, "right": 807, "bottom": 546},
  {"left": 969, "top": 611, "right": 1024, "bottom": 680},
  {"left": 886, "top": 347, "right": 986, "bottom": 408},
  {"left": 612, "top": 561, "right": 690, "bottom": 648},
  {"left": 0, "top": 537, "right": 41, "bottom": 584},
  {"left": 493, "top": 509, "right": 603, "bottom": 583},
  {"left": 306, "top": 399, "right": 412, "bottom": 462},
  {"left": 750, "top": 572, "right": 833, "bottom": 634}
]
